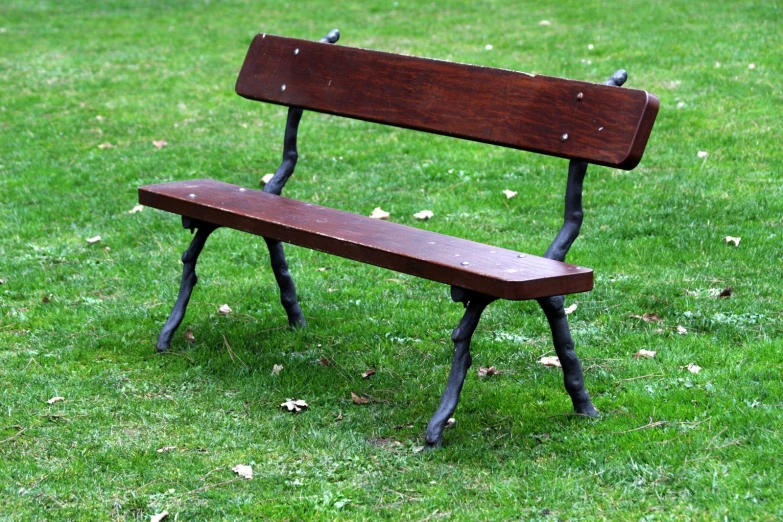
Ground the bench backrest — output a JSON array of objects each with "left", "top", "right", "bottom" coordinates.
[{"left": 235, "top": 34, "right": 658, "bottom": 170}]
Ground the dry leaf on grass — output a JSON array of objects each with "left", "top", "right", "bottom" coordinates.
[
  {"left": 232, "top": 464, "right": 253, "bottom": 479},
  {"left": 538, "top": 20, "right": 552, "bottom": 26},
  {"left": 271, "top": 364, "right": 284, "bottom": 376},
  {"left": 218, "top": 304, "right": 232, "bottom": 315},
  {"left": 564, "top": 303, "right": 578, "bottom": 315},
  {"left": 369, "top": 207, "right": 390, "bottom": 220},
  {"left": 677, "top": 325, "right": 688, "bottom": 335},
  {"left": 412, "top": 445, "right": 425, "bottom": 453},
  {"left": 97, "top": 142, "right": 115, "bottom": 149},
  {"left": 723, "top": 236, "right": 741, "bottom": 247},
  {"left": 183, "top": 329, "right": 195, "bottom": 343},
  {"left": 351, "top": 392, "right": 370, "bottom": 405},
  {"left": 280, "top": 398, "right": 308, "bottom": 413},
  {"left": 697, "top": 150, "right": 709, "bottom": 158},
  {"left": 336, "top": 412, "right": 343, "bottom": 421},
  {"left": 718, "top": 286, "right": 733, "bottom": 298},
  {"left": 631, "top": 312, "right": 662, "bottom": 323},
  {"left": 47, "top": 396, "right": 65, "bottom": 404},
  {"left": 128, "top": 204, "right": 144, "bottom": 214},
  {"left": 539, "top": 356, "right": 562, "bottom": 368},
  {"left": 260, "top": 173, "right": 275, "bottom": 185},
  {"left": 316, "top": 267, "right": 327, "bottom": 272},
  {"left": 86, "top": 235, "right": 101, "bottom": 244},
  {"left": 686, "top": 363, "right": 702, "bottom": 374},
  {"left": 156, "top": 446, "right": 177, "bottom": 453},
  {"left": 150, "top": 511, "right": 169, "bottom": 522},
  {"left": 152, "top": 139, "right": 168, "bottom": 149},
  {"left": 0, "top": 278, "right": 6, "bottom": 285},
  {"left": 502, "top": 189, "right": 518, "bottom": 199},
  {"left": 634, "top": 349, "right": 657, "bottom": 359},
  {"left": 319, "top": 357, "right": 332, "bottom": 366},
  {"left": 361, "top": 368, "right": 376, "bottom": 379},
  {"left": 477, "top": 366, "right": 499, "bottom": 377},
  {"left": 413, "top": 210, "right": 434, "bottom": 220}
]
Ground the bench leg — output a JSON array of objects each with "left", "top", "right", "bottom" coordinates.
[
  {"left": 156, "top": 219, "right": 218, "bottom": 352},
  {"left": 264, "top": 238, "right": 306, "bottom": 328},
  {"left": 425, "top": 292, "right": 493, "bottom": 448},
  {"left": 537, "top": 295, "right": 598, "bottom": 417}
]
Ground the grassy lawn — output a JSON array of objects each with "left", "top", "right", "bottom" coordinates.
[{"left": 1, "top": 0, "right": 781, "bottom": 519}]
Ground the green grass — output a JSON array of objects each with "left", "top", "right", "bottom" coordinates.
[{"left": 1, "top": 0, "right": 782, "bottom": 519}]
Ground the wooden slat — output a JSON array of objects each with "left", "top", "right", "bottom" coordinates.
[
  {"left": 235, "top": 34, "right": 659, "bottom": 170},
  {"left": 139, "top": 180, "right": 593, "bottom": 301}
]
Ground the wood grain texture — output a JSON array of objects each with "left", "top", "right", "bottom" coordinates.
[
  {"left": 139, "top": 180, "right": 593, "bottom": 301},
  {"left": 236, "top": 34, "right": 659, "bottom": 170}
]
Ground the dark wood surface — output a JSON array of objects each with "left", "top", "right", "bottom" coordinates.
[
  {"left": 139, "top": 179, "right": 594, "bottom": 301},
  {"left": 236, "top": 34, "right": 659, "bottom": 170}
]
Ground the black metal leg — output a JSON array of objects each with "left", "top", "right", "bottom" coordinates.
[
  {"left": 425, "top": 291, "right": 493, "bottom": 448},
  {"left": 537, "top": 295, "right": 598, "bottom": 416},
  {"left": 264, "top": 238, "right": 305, "bottom": 328},
  {"left": 157, "top": 219, "right": 218, "bottom": 352}
]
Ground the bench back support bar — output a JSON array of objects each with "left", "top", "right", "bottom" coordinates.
[{"left": 236, "top": 34, "right": 659, "bottom": 169}]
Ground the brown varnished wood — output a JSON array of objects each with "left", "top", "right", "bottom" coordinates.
[
  {"left": 139, "top": 180, "right": 593, "bottom": 300},
  {"left": 236, "top": 34, "right": 659, "bottom": 170}
]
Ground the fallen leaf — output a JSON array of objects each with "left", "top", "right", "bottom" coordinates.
[
  {"left": 152, "top": 139, "right": 168, "bottom": 149},
  {"left": 271, "top": 364, "right": 284, "bottom": 375},
  {"left": 336, "top": 412, "right": 343, "bottom": 421},
  {"left": 86, "top": 235, "right": 101, "bottom": 244},
  {"left": 634, "top": 349, "right": 657, "bottom": 359},
  {"left": 412, "top": 446, "right": 425, "bottom": 453},
  {"left": 218, "top": 304, "right": 232, "bottom": 315},
  {"left": 631, "top": 312, "right": 662, "bottom": 323},
  {"left": 723, "top": 236, "right": 741, "bottom": 247},
  {"left": 413, "top": 210, "right": 434, "bottom": 220},
  {"left": 95, "top": 115, "right": 104, "bottom": 121},
  {"left": 156, "top": 446, "right": 177, "bottom": 453},
  {"left": 477, "top": 366, "right": 499, "bottom": 377},
  {"left": 677, "top": 325, "right": 688, "bottom": 335},
  {"left": 446, "top": 417, "right": 456, "bottom": 428},
  {"left": 97, "top": 142, "right": 115, "bottom": 149},
  {"left": 183, "top": 329, "right": 195, "bottom": 343},
  {"left": 316, "top": 267, "right": 327, "bottom": 272},
  {"left": 0, "top": 278, "right": 6, "bottom": 284},
  {"left": 538, "top": 20, "right": 552, "bottom": 26},
  {"left": 47, "top": 396, "right": 65, "bottom": 404},
  {"left": 686, "top": 363, "right": 702, "bottom": 374},
  {"left": 361, "top": 368, "right": 376, "bottom": 379},
  {"left": 369, "top": 207, "right": 390, "bottom": 220},
  {"left": 718, "top": 286, "right": 733, "bottom": 298},
  {"left": 128, "top": 204, "right": 144, "bottom": 214},
  {"left": 502, "top": 189, "right": 518, "bottom": 199},
  {"left": 319, "top": 357, "right": 332, "bottom": 366},
  {"left": 539, "top": 356, "right": 562, "bottom": 368},
  {"left": 564, "top": 303, "right": 578, "bottom": 315},
  {"left": 151, "top": 511, "right": 169, "bottom": 522},
  {"left": 280, "top": 398, "right": 308, "bottom": 413},
  {"left": 697, "top": 150, "right": 709, "bottom": 158},
  {"left": 351, "top": 392, "right": 370, "bottom": 405},
  {"left": 42, "top": 295, "right": 51, "bottom": 303},
  {"left": 232, "top": 464, "right": 253, "bottom": 479},
  {"left": 104, "top": 247, "right": 111, "bottom": 252},
  {"left": 260, "top": 173, "right": 275, "bottom": 185}
]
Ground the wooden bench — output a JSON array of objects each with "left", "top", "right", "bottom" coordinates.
[{"left": 139, "top": 29, "right": 658, "bottom": 448}]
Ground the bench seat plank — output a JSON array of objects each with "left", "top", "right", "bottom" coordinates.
[
  {"left": 139, "top": 179, "right": 593, "bottom": 301},
  {"left": 236, "top": 34, "right": 659, "bottom": 170}
]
